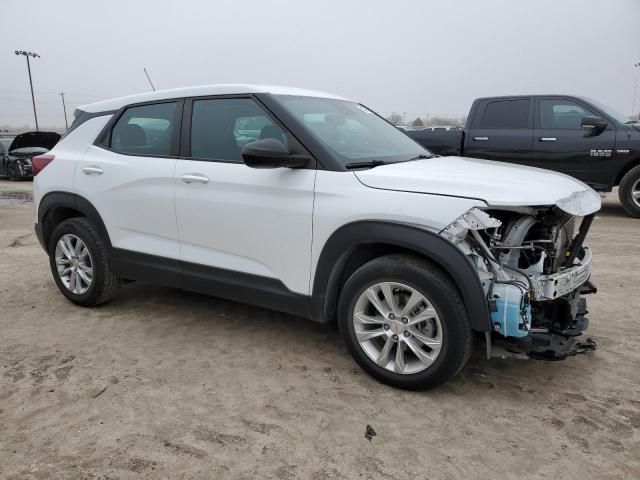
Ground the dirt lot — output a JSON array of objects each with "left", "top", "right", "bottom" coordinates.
[{"left": 0, "top": 179, "right": 638, "bottom": 479}]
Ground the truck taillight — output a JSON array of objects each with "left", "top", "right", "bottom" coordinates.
[{"left": 32, "top": 154, "right": 55, "bottom": 175}]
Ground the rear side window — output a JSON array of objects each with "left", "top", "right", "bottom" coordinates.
[
  {"left": 110, "top": 102, "right": 177, "bottom": 156},
  {"left": 481, "top": 99, "right": 530, "bottom": 129},
  {"left": 539, "top": 99, "right": 596, "bottom": 129},
  {"left": 190, "top": 98, "right": 287, "bottom": 162}
]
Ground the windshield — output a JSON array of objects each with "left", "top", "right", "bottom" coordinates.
[
  {"left": 274, "top": 96, "right": 431, "bottom": 165},
  {"left": 581, "top": 97, "right": 631, "bottom": 124}
]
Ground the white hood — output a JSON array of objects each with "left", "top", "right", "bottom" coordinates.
[{"left": 354, "top": 156, "right": 601, "bottom": 216}]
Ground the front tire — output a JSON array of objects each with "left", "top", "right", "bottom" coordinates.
[
  {"left": 619, "top": 165, "right": 640, "bottom": 218},
  {"left": 338, "top": 254, "right": 472, "bottom": 390},
  {"left": 48, "top": 217, "right": 119, "bottom": 306},
  {"left": 7, "top": 162, "right": 21, "bottom": 181}
]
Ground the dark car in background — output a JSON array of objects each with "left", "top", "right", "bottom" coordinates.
[
  {"left": 406, "top": 95, "right": 640, "bottom": 217},
  {"left": 0, "top": 131, "right": 61, "bottom": 181}
]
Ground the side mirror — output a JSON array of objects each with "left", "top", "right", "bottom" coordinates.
[
  {"left": 241, "top": 138, "right": 309, "bottom": 169},
  {"left": 581, "top": 116, "right": 608, "bottom": 133}
]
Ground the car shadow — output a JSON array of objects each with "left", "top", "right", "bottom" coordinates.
[{"left": 105, "top": 282, "right": 593, "bottom": 397}]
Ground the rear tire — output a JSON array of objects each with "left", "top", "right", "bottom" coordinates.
[
  {"left": 619, "top": 165, "right": 640, "bottom": 218},
  {"left": 7, "top": 162, "right": 21, "bottom": 181},
  {"left": 337, "top": 254, "right": 472, "bottom": 390},
  {"left": 48, "top": 217, "right": 119, "bottom": 306}
]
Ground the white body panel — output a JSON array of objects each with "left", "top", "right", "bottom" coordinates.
[
  {"left": 33, "top": 116, "right": 112, "bottom": 223},
  {"left": 310, "top": 171, "right": 485, "bottom": 286},
  {"left": 74, "top": 146, "right": 180, "bottom": 259},
  {"left": 174, "top": 161, "right": 316, "bottom": 294},
  {"left": 355, "top": 156, "right": 601, "bottom": 212}
]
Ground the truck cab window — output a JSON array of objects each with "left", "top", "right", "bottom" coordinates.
[
  {"left": 539, "top": 100, "right": 596, "bottom": 129},
  {"left": 481, "top": 99, "right": 530, "bottom": 129}
]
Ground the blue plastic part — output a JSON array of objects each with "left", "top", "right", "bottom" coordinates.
[{"left": 490, "top": 283, "right": 531, "bottom": 337}]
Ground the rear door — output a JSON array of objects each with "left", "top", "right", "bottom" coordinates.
[
  {"left": 464, "top": 97, "right": 534, "bottom": 164},
  {"left": 532, "top": 96, "right": 617, "bottom": 184},
  {"left": 75, "top": 100, "right": 182, "bottom": 259},
  {"left": 173, "top": 96, "right": 316, "bottom": 297}
]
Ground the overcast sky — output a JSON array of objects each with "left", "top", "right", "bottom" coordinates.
[{"left": 1, "top": 0, "right": 639, "bottom": 128}]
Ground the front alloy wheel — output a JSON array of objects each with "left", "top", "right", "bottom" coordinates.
[
  {"left": 338, "top": 254, "right": 472, "bottom": 390},
  {"left": 353, "top": 282, "right": 442, "bottom": 374}
]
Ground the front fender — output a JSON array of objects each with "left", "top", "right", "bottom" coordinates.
[{"left": 311, "top": 221, "right": 491, "bottom": 332}]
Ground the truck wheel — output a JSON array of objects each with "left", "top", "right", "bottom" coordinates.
[
  {"left": 619, "top": 165, "right": 640, "bottom": 218},
  {"left": 48, "top": 217, "right": 119, "bottom": 306},
  {"left": 337, "top": 254, "right": 472, "bottom": 390}
]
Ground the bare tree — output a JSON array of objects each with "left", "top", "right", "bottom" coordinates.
[{"left": 386, "top": 113, "right": 403, "bottom": 125}]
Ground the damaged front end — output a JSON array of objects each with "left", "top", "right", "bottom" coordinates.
[{"left": 441, "top": 202, "right": 598, "bottom": 361}]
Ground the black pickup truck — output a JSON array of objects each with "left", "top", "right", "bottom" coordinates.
[{"left": 406, "top": 95, "right": 640, "bottom": 217}]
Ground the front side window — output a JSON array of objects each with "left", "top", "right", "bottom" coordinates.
[
  {"left": 539, "top": 99, "right": 596, "bottom": 129},
  {"left": 481, "top": 99, "right": 530, "bottom": 129},
  {"left": 273, "top": 95, "right": 430, "bottom": 165},
  {"left": 190, "top": 98, "right": 287, "bottom": 162},
  {"left": 110, "top": 102, "right": 177, "bottom": 156}
]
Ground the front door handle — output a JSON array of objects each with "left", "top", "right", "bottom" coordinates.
[
  {"left": 82, "top": 166, "right": 104, "bottom": 175},
  {"left": 181, "top": 173, "right": 209, "bottom": 184},
  {"left": 539, "top": 137, "right": 557, "bottom": 142},
  {"left": 473, "top": 136, "right": 489, "bottom": 141}
]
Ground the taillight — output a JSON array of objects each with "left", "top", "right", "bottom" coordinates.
[{"left": 32, "top": 154, "right": 55, "bottom": 175}]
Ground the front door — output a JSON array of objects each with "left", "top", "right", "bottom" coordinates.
[
  {"left": 532, "top": 97, "right": 617, "bottom": 185},
  {"left": 174, "top": 96, "right": 316, "bottom": 298}
]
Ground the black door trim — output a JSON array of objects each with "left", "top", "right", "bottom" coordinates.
[{"left": 110, "top": 248, "right": 310, "bottom": 319}]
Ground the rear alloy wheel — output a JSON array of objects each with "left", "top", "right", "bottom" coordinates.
[
  {"left": 338, "top": 254, "right": 472, "bottom": 390},
  {"left": 49, "top": 217, "right": 119, "bottom": 306},
  {"left": 55, "top": 234, "right": 94, "bottom": 295},
  {"left": 619, "top": 165, "right": 640, "bottom": 218}
]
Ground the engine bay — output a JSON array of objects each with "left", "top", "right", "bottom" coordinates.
[{"left": 441, "top": 207, "right": 597, "bottom": 360}]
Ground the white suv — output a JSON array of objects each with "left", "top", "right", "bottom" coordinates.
[{"left": 33, "top": 85, "right": 601, "bottom": 389}]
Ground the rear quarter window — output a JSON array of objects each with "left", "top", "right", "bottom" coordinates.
[{"left": 109, "top": 102, "right": 177, "bottom": 156}]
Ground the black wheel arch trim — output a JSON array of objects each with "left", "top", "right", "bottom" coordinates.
[
  {"left": 310, "top": 221, "right": 491, "bottom": 332},
  {"left": 37, "top": 191, "right": 112, "bottom": 252}
]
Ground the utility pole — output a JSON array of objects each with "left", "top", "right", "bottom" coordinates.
[
  {"left": 15, "top": 50, "right": 40, "bottom": 131},
  {"left": 633, "top": 62, "right": 640, "bottom": 119},
  {"left": 59, "top": 92, "right": 69, "bottom": 130}
]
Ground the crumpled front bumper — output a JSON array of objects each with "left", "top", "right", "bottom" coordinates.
[{"left": 530, "top": 246, "right": 592, "bottom": 300}]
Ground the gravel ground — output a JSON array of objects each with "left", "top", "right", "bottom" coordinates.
[{"left": 1, "top": 179, "right": 639, "bottom": 479}]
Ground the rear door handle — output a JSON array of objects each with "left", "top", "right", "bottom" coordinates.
[
  {"left": 539, "top": 137, "right": 557, "bottom": 142},
  {"left": 181, "top": 173, "right": 209, "bottom": 184},
  {"left": 81, "top": 166, "right": 104, "bottom": 175},
  {"left": 473, "top": 136, "right": 489, "bottom": 141}
]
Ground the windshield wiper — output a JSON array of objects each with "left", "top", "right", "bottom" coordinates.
[
  {"left": 407, "top": 154, "right": 433, "bottom": 161},
  {"left": 345, "top": 160, "right": 387, "bottom": 170}
]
